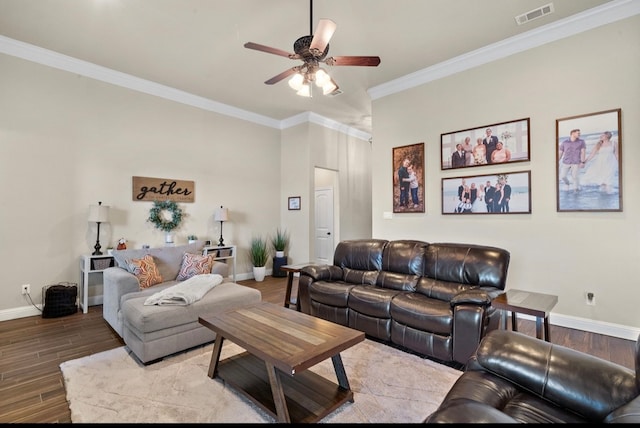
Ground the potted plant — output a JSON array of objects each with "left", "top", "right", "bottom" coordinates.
[
  {"left": 270, "top": 228, "right": 289, "bottom": 258},
  {"left": 187, "top": 234, "right": 198, "bottom": 244},
  {"left": 271, "top": 228, "right": 289, "bottom": 277},
  {"left": 249, "top": 236, "right": 269, "bottom": 282}
]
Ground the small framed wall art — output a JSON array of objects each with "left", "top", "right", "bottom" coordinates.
[
  {"left": 441, "top": 118, "right": 530, "bottom": 170},
  {"left": 441, "top": 170, "right": 532, "bottom": 215},
  {"left": 392, "top": 142, "right": 425, "bottom": 213},
  {"left": 556, "top": 108, "right": 622, "bottom": 212},
  {"left": 288, "top": 196, "right": 301, "bottom": 210}
]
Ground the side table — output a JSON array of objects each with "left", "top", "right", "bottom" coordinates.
[
  {"left": 280, "top": 263, "right": 312, "bottom": 309},
  {"left": 79, "top": 254, "right": 115, "bottom": 314},
  {"left": 492, "top": 289, "right": 558, "bottom": 342}
]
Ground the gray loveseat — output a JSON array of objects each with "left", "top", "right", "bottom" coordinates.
[
  {"left": 103, "top": 241, "right": 261, "bottom": 363},
  {"left": 298, "top": 239, "right": 510, "bottom": 366}
]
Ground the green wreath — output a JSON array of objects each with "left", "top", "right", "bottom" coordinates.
[{"left": 148, "top": 200, "right": 183, "bottom": 232}]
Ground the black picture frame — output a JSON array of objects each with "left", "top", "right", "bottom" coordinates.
[
  {"left": 441, "top": 118, "right": 530, "bottom": 170},
  {"left": 288, "top": 196, "right": 301, "bottom": 210},
  {"left": 441, "top": 170, "right": 532, "bottom": 215},
  {"left": 556, "top": 108, "right": 622, "bottom": 212}
]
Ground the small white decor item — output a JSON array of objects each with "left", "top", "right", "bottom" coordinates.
[
  {"left": 165, "top": 232, "right": 174, "bottom": 244},
  {"left": 275, "top": 251, "right": 285, "bottom": 258}
]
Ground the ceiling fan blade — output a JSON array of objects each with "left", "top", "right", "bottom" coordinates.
[
  {"left": 244, "top": 42, "right": 293, "bottom": 59},
  {"left": 309, "top": 19, "right": 336, "bottom": 55},
  {"left": 326, "top": 56, "right": 381, "bottom": 67},
  {"left": 264, "top": 67, "right": 299, "bottom": 85}
]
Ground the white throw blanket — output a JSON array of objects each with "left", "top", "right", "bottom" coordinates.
[{"left": 144, "top": 274, "right": 223, "bottom": 306}]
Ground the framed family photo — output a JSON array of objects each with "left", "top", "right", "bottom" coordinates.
[
  {"left": 441, "top": 170, "right": 532, "bottom": 215},
  {"left": 556, "top": 108, "right": 622, "bottom": 212},
  {"left": 393, "top": 142, "right": 425, "bottom": 213},
  {"left": 441, "top": 118, "right": 530, "bottom": 170}
]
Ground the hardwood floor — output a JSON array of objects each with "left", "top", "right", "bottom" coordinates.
[{"left": 0, "top": 275, "right": 636, "bottom": 423}]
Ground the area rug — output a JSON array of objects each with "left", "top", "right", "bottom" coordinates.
[{"left": 60, "top": 339, "right": 461, "bottom": 423}]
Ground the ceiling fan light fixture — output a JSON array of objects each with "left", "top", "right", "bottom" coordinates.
[
  {"left": 288, "top": 73, "right": 304, "bottom": 90},
  {"left": 315, "top": 68, "right": 330, "bottom": 87},
  {"left": 296, "top": 82, "right": 312, "bottom": 97},
  {"left": 321, "top": 77, "right": 338, "bottom": 95}
]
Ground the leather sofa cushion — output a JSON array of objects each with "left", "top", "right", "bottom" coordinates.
[
  {"left": 343, "top": 267, "right": 379, "bottom": 285},
  {"left": 425, "top": 243, "right": 510, "bottom": 289},
  {"left": 380, "top": 239, "right": 427, "bottom": 275},
  {"left": 376, "top": 271, "right": 419, "bottom": 291},
  {"left": 416, "top": 277, "right": 476, "bottom": 301},
  {"left": 390, "top": 292, "right": 452, "bottom": 335},
  {"left": 333, "top": 239, "right": 387, "bottom": 271},
  {"left": 348, "top": 285, "right": 403, "bottom": 318},
  {"left": 309, "top": 281, "right": 355, "bottom": 307}
]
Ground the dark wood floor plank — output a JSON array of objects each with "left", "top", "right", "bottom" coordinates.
[{"left": 0, "top": 275, "right": 635, "bottom": 422}]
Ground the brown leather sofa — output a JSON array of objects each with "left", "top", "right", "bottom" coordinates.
[
  {"left": 425, "top": 329, "right": 640, "bottom": 423},
  {"left": 297, "top": 239, "right": 510, "bottom": 366}
]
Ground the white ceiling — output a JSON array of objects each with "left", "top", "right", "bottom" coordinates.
[{"left": 0, "top": 0, "right": 626, "bottom": 135}]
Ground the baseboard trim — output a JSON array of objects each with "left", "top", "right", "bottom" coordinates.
[{"left": 517, "top": 313, "right": 639, "bottom": 341}]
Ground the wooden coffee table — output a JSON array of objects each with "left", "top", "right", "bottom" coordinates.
[{"left": 199, "top": 302, "right": 365, "bottom": 423}]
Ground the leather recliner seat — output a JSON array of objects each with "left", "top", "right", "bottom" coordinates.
[
  {"left": 425, "top": 329, "right": 640, "bottom": 423},
  {"left": 298, "top": 239, "right": 510, "bottom": 366}
]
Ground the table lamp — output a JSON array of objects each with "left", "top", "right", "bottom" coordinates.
[
  {"left": 214, "top": 206, "right": 228, "bottom": 246},
  {"left": 89, "top": 201, "right": 110, "bottom": 255}
]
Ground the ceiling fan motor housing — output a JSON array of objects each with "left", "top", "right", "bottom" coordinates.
[{"left": 294, "top": 35, "right": 329, "bottom": 60}]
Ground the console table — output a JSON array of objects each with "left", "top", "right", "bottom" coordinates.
[
  {"left": 203, "top": 245, "right": 237, "bottom": 282},
  {"left": 492, "top": 289, "right": 558, "bottom": 342}
]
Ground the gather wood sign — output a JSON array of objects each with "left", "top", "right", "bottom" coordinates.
[{"left": 132, "top": 176, "right": 195, "bottom": 202}]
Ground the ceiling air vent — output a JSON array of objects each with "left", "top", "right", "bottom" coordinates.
[
  {"left": 327, "top": 89, "right": 343, "bottom": 97},
  {"left": 515, "top": 3, "right": 554, "bottom": 25}
]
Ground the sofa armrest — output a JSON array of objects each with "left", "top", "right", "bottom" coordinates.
[
  {"left": 210, "top": 260, "right": 230, "bottom": 280},
  {"left": 472, "top": 330, "right": 638, "bottom": 421},
  {"left": 103, "top": 266, "right": 140, "bottom": 336},
  {"left": 450, "top": 288, "right": 492, "bottom": 306},
  {"left": 300, "top": 265, "right": 343, "bottom": 281}
]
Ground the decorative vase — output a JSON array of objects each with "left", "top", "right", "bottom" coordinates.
[
  {"left": 253, "top": 266, "right": 266, "bottom": 282},
  {"left": 165, "top": 232, "right": 174, "bottom": 245},
  {"left": 275, "top": 250, "right": 285, "bottom": 258},
  {"left": 188, "top": 239, "right": 196, "bottom": 244}
]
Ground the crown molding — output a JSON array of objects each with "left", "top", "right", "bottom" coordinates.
[
  {"left": 369, "top": 0, "right": 640, "bottom": 100},
  {"left": 1, "top": 0, "right": 637, "bottom": 141}
]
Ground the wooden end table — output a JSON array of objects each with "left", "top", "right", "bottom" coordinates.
[
  {"left": 280, "top": 262, "right": 312, "bottom": 309},
  {"left": 199, "top": 302, "right": 365, "bottom": 423},
  {"left": 492, "top": 289, "right": 558, "bottom": 342}
]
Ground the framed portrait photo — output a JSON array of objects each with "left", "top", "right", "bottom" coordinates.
[
  {"left": 392, "top": 142, "right": 425, "bottom": 213},
  {"left": 556, "top": 108, "right": 622, "bottom": 212},
  {"left": 441, "top": 118, "right": 530, "bottom": 170},
  {"left": 288, "top": 196, "right": 301, "bottom": 210},
  {"left": 441, "top": 170, "right": 531, "bottom": 215}
]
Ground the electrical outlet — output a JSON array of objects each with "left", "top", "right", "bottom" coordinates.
[
  {"left": 21, "top": 284, "right": 31, "bottom": 295},
  {"left": 585, "top": 291, "right": 595, "bottom": 306}
]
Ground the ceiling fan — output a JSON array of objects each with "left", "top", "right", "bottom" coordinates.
[{"left": 243, "top": 0, "right": 381, "bottom": 97}]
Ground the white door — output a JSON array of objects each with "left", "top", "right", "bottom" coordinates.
[{"left": 314, "top": 187, "right": 334, "bottom": 265}]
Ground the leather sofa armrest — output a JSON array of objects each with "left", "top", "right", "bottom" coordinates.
[
  {"left": 300, "top": 265, "right": 343, "bottom": 281},
  {"left": 473, "top": 330, "right": 638, "bottom": 420},
  {"left": 605, "top": 394, "right": 640, "bottom": 423},
  {"left": 450, "top": 288, "right": 493, "bottom": 306},
  {"left": 424, "top": 400, "right": 519, "bottom": 423}
]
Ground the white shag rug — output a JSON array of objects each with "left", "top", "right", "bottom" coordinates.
[{"left": 60, "top": 339, "right": 461, "bottom": 423}]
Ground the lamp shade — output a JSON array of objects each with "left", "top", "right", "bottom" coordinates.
[
  {"left": 88, "top": 202, "right": 110, "bottom": 223},
  {"left": 214, "top": 206, "right": 228, "bottom": 222}
]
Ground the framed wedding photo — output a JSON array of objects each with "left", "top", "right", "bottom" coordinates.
[
  {"left": 441, "top": 170, "right": 532, "bottom": 215},
  {"left": 392, "top": 142, "right": 425, "bottom": 213},
  {"left": 440, "top": 118, "right": 530, "bottom": 170},
  {"left": 556, "top": 108, "right": 622, "bottom": 212},
  {"left": 288, "top": 196, "right": 301, "bottom": 210}
]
